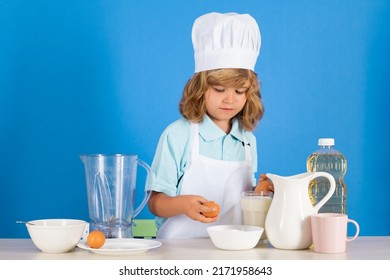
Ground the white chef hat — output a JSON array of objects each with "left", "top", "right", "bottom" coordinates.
[{"left": 192, "top": 12, "right": 261, "bottom": 73}]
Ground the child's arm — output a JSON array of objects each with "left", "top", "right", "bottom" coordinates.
[{"left": 148, "top": 191, "right": 219, "bottom": 223}]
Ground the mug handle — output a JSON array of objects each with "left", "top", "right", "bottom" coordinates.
[
  {"left": 133, "top": 158, "right": 155, "bottom": 218},
  {"left": 346, "top": 219, "right": 360, "bottom": 242},
  {"left": 312, "top": 172, "right": 336, "bottom": 212}
]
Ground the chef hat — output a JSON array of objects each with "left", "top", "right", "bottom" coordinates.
[{"left": 192, "top": 12, "right": 261, "bottom": 73}]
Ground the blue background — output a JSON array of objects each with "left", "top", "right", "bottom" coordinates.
[{"left": 1, "top": 0, "right": 389, "bottom": 238}]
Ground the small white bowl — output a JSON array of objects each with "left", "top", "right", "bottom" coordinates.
[
  {"left": 26, "top": 219, "right": 87, "bottom": 253},
  {"left": 207, "top": 225, "right": 263, "bottom": 250}
]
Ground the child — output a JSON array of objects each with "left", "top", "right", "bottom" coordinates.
[{"left": 148, "top": 12, "right": 270, "bottom": 239}]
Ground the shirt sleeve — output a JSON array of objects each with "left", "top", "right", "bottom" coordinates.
[{"left": 150, "top": 120, "right": 190, "bottom": 197}]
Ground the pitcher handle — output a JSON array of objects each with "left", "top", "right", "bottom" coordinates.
[
  {"left": 133, "top": 159, "right": 155, "bottom": 218},
  {"left": 312, "top": 172, "right": 336, "bottom": 212}
]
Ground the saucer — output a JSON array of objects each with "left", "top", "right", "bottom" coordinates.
[{"left": 77, "top": 238, "right": 162, "bottom": 256}]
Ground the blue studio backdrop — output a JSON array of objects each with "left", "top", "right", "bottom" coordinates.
[{"left": 1, "top": 0, "right": 389, "bottom": 238}]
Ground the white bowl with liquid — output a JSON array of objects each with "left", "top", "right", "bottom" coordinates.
[{"left": 207, "top": 225, "right": 263, "bottom": 250}]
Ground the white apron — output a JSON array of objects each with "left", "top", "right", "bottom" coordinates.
[{"left": 157, "top": 122, "right": 253, "bottom": 239}]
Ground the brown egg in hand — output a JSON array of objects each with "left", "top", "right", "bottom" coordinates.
[{"left": 201, "top": 201, "right": 220, "bottom": 218}]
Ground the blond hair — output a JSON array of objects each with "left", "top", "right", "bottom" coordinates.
[{"left": 179, "top": 69, "right": 264, "bottom": 131}]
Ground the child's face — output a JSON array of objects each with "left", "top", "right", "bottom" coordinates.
[{"left": 204, "top": 82, "right": 249, "bottom": 131}]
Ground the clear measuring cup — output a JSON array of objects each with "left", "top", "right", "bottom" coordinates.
[{"left": 80, "top": 154, "right": 153, "bottom": 238}]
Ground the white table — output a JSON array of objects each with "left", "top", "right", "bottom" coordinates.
[{"left": 0, "top": 236, "right": 389, "bottom": 260}]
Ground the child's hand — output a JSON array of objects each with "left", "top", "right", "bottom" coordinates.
[
  {"left": 181, "top": 195, "right": 219, "bottom": 223},
  {"left": 255, "top": 174, "right": 274, "bottom": 192},
  {"left": 148, "top": 192, "right": 219, "bottom": 222}
]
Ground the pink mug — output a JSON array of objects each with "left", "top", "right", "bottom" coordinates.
[{"left": 311, "top": 213, "right": 359, "bottom": 253}]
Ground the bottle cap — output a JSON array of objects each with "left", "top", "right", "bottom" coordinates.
[{"left": 318, "top": 138, "right": 335, "bottom": 146}]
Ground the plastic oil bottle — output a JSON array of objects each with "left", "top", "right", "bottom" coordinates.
[{"left": 307, "top": 138, "right": 347, "bottom": 214}]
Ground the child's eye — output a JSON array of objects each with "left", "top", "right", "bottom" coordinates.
[
  {"left": 212, "top": 86, "right": 225, "bottom": 93},
  {"left": 236, "top": 89, "right": 247, "bottom": 95}
]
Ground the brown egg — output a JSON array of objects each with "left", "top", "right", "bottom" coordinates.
[
  {"left": 202, "top": 201, "right": 220, "bottom": 218},
  {"left": 87, "top": 230, "right": 106, "bottom": 249}
]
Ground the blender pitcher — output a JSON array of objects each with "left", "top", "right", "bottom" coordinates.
[{"left": 80, "top": 154, "right": 153, "bottom": 238}]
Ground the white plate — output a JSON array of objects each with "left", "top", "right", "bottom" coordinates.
[{"left": 77, "top": 238, "right": 162, "bottom": 256}]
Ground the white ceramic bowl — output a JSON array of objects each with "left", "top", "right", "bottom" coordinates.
[
  {"left": 207, "top": 225, "right": 263, "bottom": 250},
  {"left": 26, "top": 219, "right": 87, "bottom": 253}
]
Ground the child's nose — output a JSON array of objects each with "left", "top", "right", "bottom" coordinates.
[{"left": 223, "top": 90, "right": 234, "bottom": 103}]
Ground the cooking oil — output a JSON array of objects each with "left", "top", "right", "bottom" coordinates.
[{"left": 307, "top": 138, "right": 347, "bottom": 214}]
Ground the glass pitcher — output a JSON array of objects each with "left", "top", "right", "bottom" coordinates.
[{"left": 80, "top": 154, "right": 153, "bottom": 238}]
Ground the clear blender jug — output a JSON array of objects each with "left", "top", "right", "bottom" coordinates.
[{"left": 80, "top": 154, "right": 153, "bottom": 238}]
